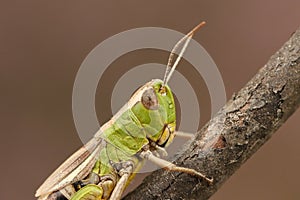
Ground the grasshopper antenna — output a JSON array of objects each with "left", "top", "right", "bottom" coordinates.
[{"left": 162, "top": 21, "right": 206, "bottom": 86}]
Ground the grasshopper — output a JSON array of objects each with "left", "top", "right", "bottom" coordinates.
[{"left": 35, "top": 21, "right": 212, "bottom": 200}]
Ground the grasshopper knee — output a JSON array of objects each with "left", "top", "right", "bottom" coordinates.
[
  {"left": 70, "top": 184, "right": 103, "bottom": 200},
  {"left": 100, "top": 180, "right": 115, "bottom": 199}
]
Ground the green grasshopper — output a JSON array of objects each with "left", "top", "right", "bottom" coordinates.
[{"left": 35, "top": 21, "right": 212, "bottom": 200}]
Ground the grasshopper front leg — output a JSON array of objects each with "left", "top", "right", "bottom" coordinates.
[
  {"left": 109, "top": 161, "right": 134, "bottom": 200},
  {"left": 140, "top": 150, "right": 213, "bottom": 184},
  {"left": 174, "top": 131, "right": 195, "bottom": 139}
]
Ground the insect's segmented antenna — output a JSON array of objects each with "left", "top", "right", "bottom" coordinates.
[{"left": 162, "top": 21, "right": 206, "bottom": 86}]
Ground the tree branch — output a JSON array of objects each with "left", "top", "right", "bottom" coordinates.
[{"left": 124, "top": 27, "right": 300, "bottom": 200}]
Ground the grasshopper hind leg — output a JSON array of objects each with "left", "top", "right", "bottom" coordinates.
[
  {"left": 69, "top": 175, "right": 116, "bottom": 200},
  {"left": 40, "top": 191, "right": 68, "bottom": 200},
  {"left": 69, "top": 184, "right": 103, "bottom": 200}
]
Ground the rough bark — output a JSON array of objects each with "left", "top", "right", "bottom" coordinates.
[{"left": 123, "top": 27, "right": 300, "bottom": 200}]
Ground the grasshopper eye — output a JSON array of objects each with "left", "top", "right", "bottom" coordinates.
[{"left": 141, "top": 88, "right": 159, "bottom": 110}]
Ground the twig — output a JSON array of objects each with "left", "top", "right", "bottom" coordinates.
[{"left": 124, "top": 27, "right": 300, "bottom": 200}]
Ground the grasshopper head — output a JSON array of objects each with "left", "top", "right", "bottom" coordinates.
[
  {"left": 130, "top": 79, "right": 176, "bottom": 147},
  {"left": 129, "top": 22, "right": 206, "bottom": 147},
  {"left": 151, "top": 79, "right": 176, "bottom": 147}
]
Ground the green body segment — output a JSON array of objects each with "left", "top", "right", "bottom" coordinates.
[{"left": 70, "top": 80, "right": 176, "bottom": 200}]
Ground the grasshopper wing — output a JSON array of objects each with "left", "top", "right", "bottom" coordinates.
[{"left": 35, "top": 137, "right": 103, "bottom": 198}]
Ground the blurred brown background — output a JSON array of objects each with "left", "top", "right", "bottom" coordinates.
[{"left": 1, "top": 1, "right": 299, "bottom": 200}]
